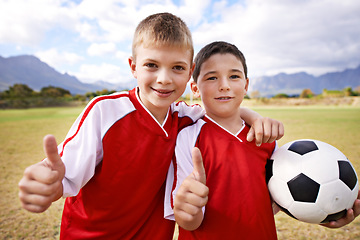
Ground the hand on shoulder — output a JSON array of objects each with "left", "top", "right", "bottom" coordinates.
[{"left": 247, "top": 117, "right": 284, "bottom": 146}]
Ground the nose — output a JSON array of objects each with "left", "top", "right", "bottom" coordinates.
[
  {"left": 156, "top": 69, "right": 172, "bottom": 85},
  {"left": 219, "top": 78, "right": 230, "bottom": 91}
]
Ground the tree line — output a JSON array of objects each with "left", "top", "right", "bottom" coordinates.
[
  {"left": 250, "top": 87, "right": 360, "bottom": 99},
  {"left": 1, "top": 83, "right": 359, "bottom": 109},
  {"left": 0, "top": 84, "right": 117, "bottom": 109}
]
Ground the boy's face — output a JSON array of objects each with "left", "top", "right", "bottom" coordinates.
[
  {"left": 129, "top": 44, "right": 193, "bottom": 118},
  {"left": 192, "top": 53, "right": 249, "bottom": 122}
]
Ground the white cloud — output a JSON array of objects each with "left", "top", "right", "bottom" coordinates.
[
  {"left": 191, "top": 0, "right": 360, "bottom": 77},
  {"left": 0, "top": 0, "right": 76, "bottom": 45},
  {"left": 75, "top": 0, "right": 138, "bottom": 43},
  {"left": 87, "top": 42, "right": 117, "bottom": 56},
  {"left": 35, "top": 48, "right": 84, "bottom": 71},
  {"left": 75, "top": 21, "right": 102, "bottom": 42},
  {"left": 115, "top": 50, "right": 132, "bottom": 63},
  {"left": 72, "top": 63, "right": 132, "bottom": 84},
  {"left": 74, "top": 0, "right": 211, "bottom": 44},
  {"left": 0, "top": 0, "right": 359, "bottom": 84}
]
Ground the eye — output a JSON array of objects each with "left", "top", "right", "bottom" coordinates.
[
  {"left": 206, "top": 76, "right": 217, "bottom": 81},
  {"left": 230, "top": 75, "right": 241, "bottom": 80},
  {"left": 145, "top": 63, "right": 157, "bottom": 68},
  {"left": 173, "top": 65, "right": 185, "bottom": 71}
]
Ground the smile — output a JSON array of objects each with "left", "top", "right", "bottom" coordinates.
[
  {"left": 152, "top": 88, "right": 174, "bottom": 97},
  {"left": 215, "top": 97, "right": 233, "bottom": 100}
]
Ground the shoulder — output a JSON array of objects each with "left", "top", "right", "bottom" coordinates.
[
  {"left": 89, "top": 90, "right": 132, "bottom": 107},
  {"left": 86, "top": 91, "right": 136, "bottom": 115},
  {"left": 243, "top": 123, "right": 276, "bottom": 152},
  {"left": 177, "top": 119, "right": 206, "bottom": 144},
  {"left": 171, "top": 101, "right": 204, "bottom": 120}
]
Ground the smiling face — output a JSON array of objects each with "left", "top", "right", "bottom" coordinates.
[
  {"left": 129, "top": 44, "right": 193, "bottom": 123},
  {"left": 192, "top": 53, "right": 249, "bottom": 123}
]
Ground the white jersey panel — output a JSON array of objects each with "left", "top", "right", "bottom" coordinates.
[
  {"left": 164, "top": 119, "right": 206, "bottom": 220},
  {"left": 171, "top": 101, "right": 204, "bottom": 122},
  {"left": 58, "top": 92, "right": 136, "bottom": 197}
]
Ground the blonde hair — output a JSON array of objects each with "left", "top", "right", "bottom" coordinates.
[{"left": 132, "top": 12, "right": 193, "bottom": 61}]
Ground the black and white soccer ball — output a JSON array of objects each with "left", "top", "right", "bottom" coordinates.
[{"left": 266, "top": 139, "right": 359, "bottom": 224}]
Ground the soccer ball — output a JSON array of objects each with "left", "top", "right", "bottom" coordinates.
[{"left": 266, "top": 139, "right": 359, "bottom": 224}]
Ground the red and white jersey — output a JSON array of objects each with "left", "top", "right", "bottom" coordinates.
[
  {"left": 55, "top": 87, "right": 204, "bottom": 239},
  {"left": 165, "top": 115, "right": 278, "bottom": 240}
]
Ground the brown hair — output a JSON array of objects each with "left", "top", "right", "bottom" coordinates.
[
  {"left": 192, "top": 41, "right": 248, "bottom": 82},
  {"left": 132, "top": 12, "right": 193, "bottom": 61}
]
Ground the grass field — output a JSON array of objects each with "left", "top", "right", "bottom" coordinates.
[{"left": 0, "top": 104, "right": 359, "bottom": 239}]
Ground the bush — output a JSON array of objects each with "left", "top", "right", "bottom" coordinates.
[{"left": 300, "top": 89, "right": 314, "bottom": 98}]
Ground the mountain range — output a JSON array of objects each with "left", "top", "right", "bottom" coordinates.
[
  {"left": 0, "top": 55, "right": 359, "bottom": 96},
  {"left": 0, "top": 55, "right": 136, "bottom": 95},
  {"left": 249, "top": 67, "right": 360, "bottom": 97}
]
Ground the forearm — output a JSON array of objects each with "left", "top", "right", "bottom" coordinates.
[
  {"left": 272, "top": 201, "right": 281, "bottom": 215},
  {"left": 241, "top": 107, "right": 284, "bottom": 144},
  {"left": 240, "top": 107, "right": 261, "bottom": 126}
]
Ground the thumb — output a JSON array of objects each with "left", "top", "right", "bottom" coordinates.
[
  {"left": 43, "top": 134, "right": 65, "bottom": 177},
  {"left": 192, "top": 147, "right": 206, "bottom": 184}
]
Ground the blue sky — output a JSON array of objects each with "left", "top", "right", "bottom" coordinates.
[{"left": 0, "top": 0, "right": 359, "bottom": 85}]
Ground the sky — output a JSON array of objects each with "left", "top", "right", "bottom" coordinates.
[{"left": 0, "top": 0, "right": 359, "bottom": 85}]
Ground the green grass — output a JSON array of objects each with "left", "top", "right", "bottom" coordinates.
[
  {"left": 0, "top": 105, "right": 359, "bottom": 239},
  {"left": 253, "top": 106, "right": 360, "bottom": 172}
]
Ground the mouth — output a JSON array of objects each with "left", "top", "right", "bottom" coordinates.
[
  {"left": 152, "top": 87, "right": 174, "bottom": 97},
  {"left": 215, "top": 96, "right": 233, "bottom": 101}
]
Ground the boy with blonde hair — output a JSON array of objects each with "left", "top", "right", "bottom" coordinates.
[{"left": 19, "top": 14, "right": 283, "bottom": 239}]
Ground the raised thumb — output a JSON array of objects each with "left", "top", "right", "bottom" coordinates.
[
  {"left": 43, "top": 134, "right": 65, "bottom": 176},
  {"left": 192, "top": 147, "right": 206, "bottom": 184}
]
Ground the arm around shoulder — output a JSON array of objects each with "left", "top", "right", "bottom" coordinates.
[{"left": 240, "top": 107, "right": 284, "bottom": 146}]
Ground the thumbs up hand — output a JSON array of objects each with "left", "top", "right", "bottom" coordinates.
[
  {"left": 191, "top": 147, "right": 206, "bottom": 184},
  {"left": 174, "top": 147, "right": 209, "bottom": 231},
  {"left": 18, "top": 135, "right": 65, "bottom": 213}
]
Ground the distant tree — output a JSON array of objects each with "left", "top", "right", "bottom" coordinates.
[
  {"left": 85, "top": 91, "right": 98, "bottom": 100},
  {"left": 250, "top": 90, "right": 261, "bottom": 99},
  {"left": 40, "top": 86, "right": 71, "bottom": 97},
  {"left": 96, "top": 89, "right": 116, "bottom": 96},
  {"left": 344, "top": 87, "right": 357, "bottom": 96},
  {"left": 1, "top": 84, "right": 34, "bottom": 98},
  {"left": 300, "top": 89, "right": 314, "bottom": 98},
  {"left": 85, "top": 89, "right": 116, "bottom": 100},
  {"left": 273, "top": 93, "right": 289, "bottom": 99},
  {"left": 322, "top": 89, "right": 344, "bottom": 97},
  {"left": 354, "top": 86, "right": 360, "bottom": 95},
  {"left": 73, "top": 94, "right": 87, "bottom": 101}
]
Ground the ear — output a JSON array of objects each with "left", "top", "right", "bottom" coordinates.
[
  {"left": 190, "top": 80, "right": 201, "bottom": 98},
  {"left": 188, "top": 62, "right": 195, "bottom": 81},
  {"left": 244, "top": 78, "right": 249, "bottom": 95},
  {"left": 128, "top": 56, "right": 137, "bottom": 79}
]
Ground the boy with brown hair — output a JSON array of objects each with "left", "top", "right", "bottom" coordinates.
[
  {"left": 166, "top": 41, "right": 360, "bottom": 240},
  {"left": 18, "top": 14, "right": 283, "bottom": 239}
]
